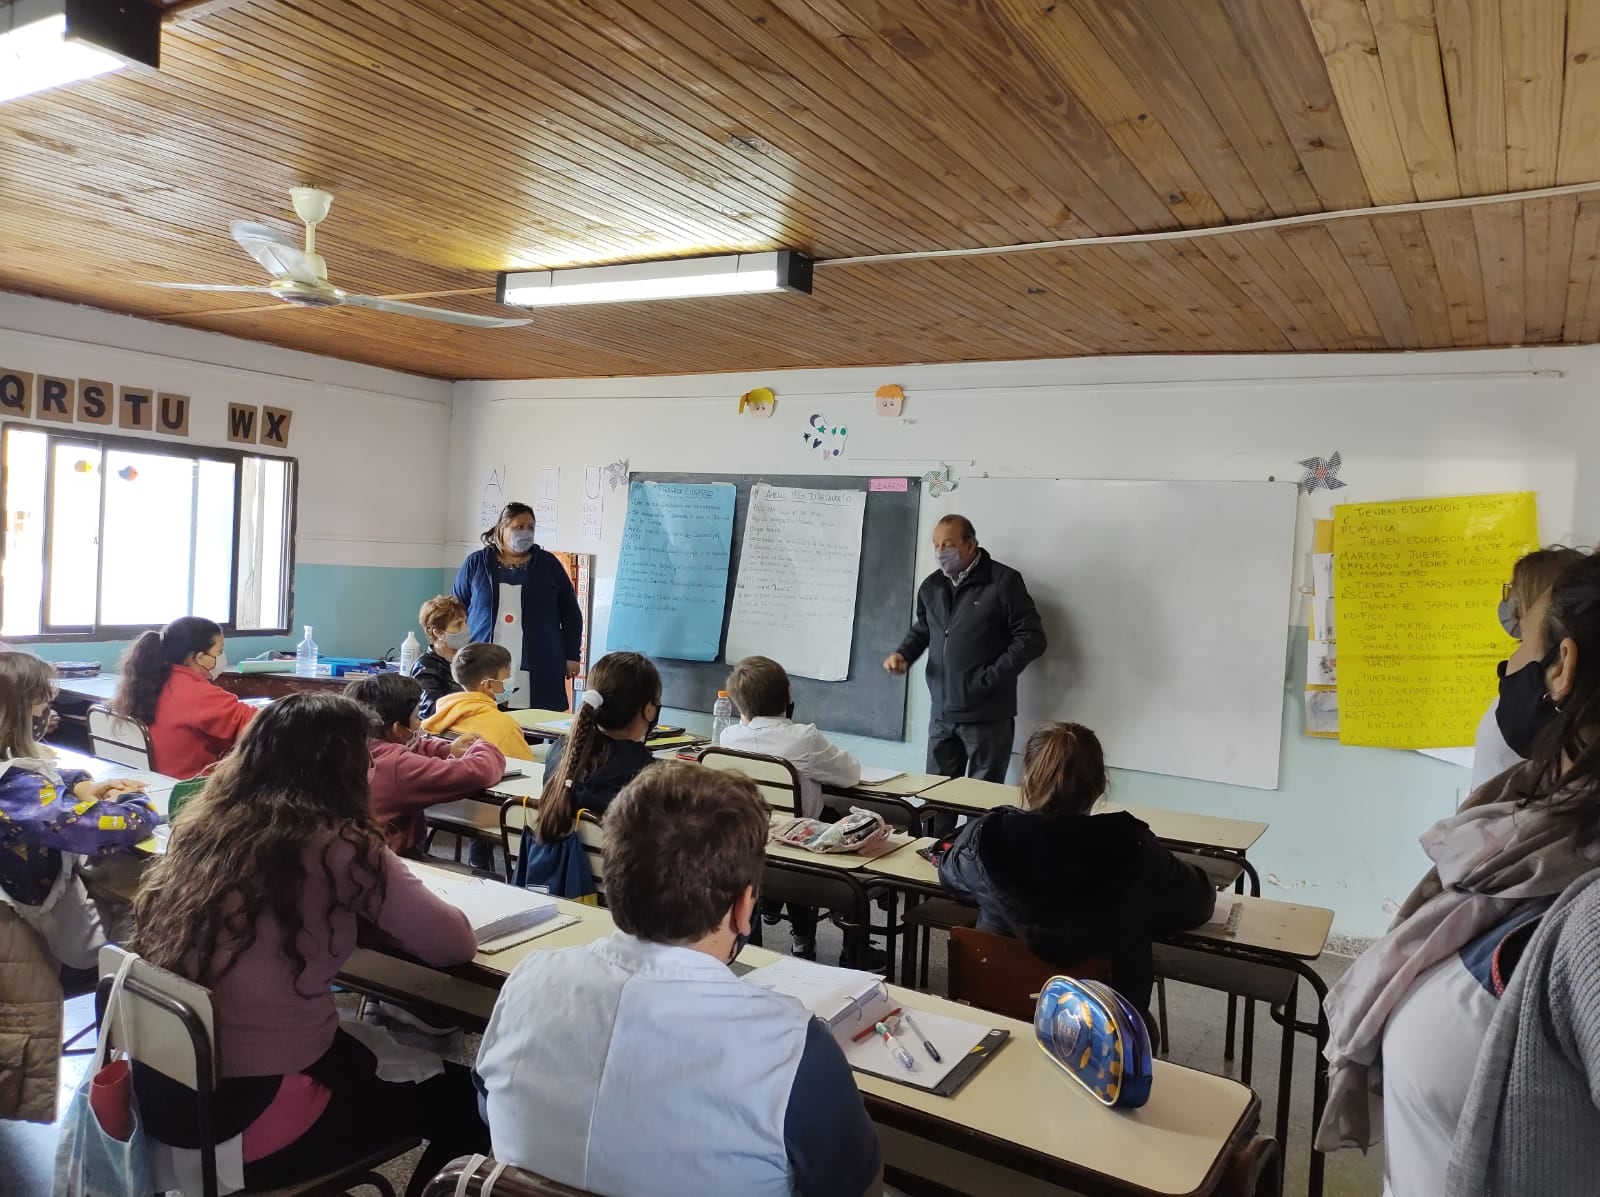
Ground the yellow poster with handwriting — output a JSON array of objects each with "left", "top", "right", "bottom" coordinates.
[{"left": 1335, "top": 492, "right": 1538, "bottom": 748}]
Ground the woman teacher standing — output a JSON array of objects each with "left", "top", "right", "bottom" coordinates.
[{"left": 454, "top": 502, "right": 584, "bottom": 711}]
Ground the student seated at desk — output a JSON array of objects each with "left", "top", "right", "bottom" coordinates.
[
  {"left": 130, "top": 694, "right": 486, "bottom": 1197},
  {"left": 533, "top": 651, "right": 662, "bottom": 845},
  {"left": 112, "top": 616, "right": 256, "bottom": 778},
  {"left": 344, "top": 673, "right": 506, "bottom": 857},
  {"left": 419, "top": 643, "right": 533, "bottom": 762},
  {"left": 937, "top": 721, "right": 1213, "bottom": 1040},
  {"left": 721, "top": 655, "right": 862, "bottom": 962},
  {"left": 0, "top": 651, "right": 158, "bottom": 1125},
  {"left": 412, "top": 594, "right": 469, "bottom": 720},
  {"left": 476, "top": 762, "right": 882, "bottom": 1197}
]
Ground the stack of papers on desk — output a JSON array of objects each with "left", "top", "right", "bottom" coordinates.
[
  {"left": 856, "top": 766, "right": 907, "bottom": 786},
  {"left": 405, "top": 863, "right": 575, "bottom": 952},
  {"left": 748, "top": 958, "right": 1003, "bottom": 1093}
]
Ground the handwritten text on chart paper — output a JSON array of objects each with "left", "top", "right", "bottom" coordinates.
[
  {"left": 607, "top": 481, "right": 736, "bottom": 661},
  {"left": 725, "top": 484, "right": 868, "bottom": 681}
]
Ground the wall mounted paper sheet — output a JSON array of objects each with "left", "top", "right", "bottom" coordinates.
[
  {"left": 606, "top": 481, "right": 736, "bottom": 661},
  {"left": 724, "top": 484, "right": 867, "bottom": 680},
  {"left": 1336, "top": 492, "right": 1537, "bottom": 748}
]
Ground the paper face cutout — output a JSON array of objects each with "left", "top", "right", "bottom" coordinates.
[
  {"left": 875, "top": 384, "right": 905, "bottom": 417},
  {"left": 739, "top": 387, "right": 777, "bottom": 418}
]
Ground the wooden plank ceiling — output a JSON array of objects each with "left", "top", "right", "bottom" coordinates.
[{"left": 1, "top": 0, "right": 1599, "bottom": 379}]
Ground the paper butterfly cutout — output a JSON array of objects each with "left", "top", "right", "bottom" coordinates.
[
  {"left": 1298, "top": 452, "right": 1346, "bottom": 493},
  {"left": 802, "top": 413, "right": 847, "bottom": 460},
  {"left": 603, "top": 459, "right": 630, "bottom": 491}
]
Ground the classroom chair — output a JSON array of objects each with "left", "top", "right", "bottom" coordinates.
[
  {"left": 86, "top": 704, "right": 154, "bottom": 770},
  {"left": 500, "top": 798, "right": 607, "bottom": 900},
  {"left": 422, "top": 1155, "right": 598, "bottom": 1197},
  {"left": 946, "top": 926, "right": 1111, "bottom": 1024},
  {"left": 94, "top": 945, "right": 421, "bottom": 1197},
  {"left": 694, "top": 745, "right": 802, "bottom": 816},
  {"left": 1220, "top": 1135, "right": 1285, "bottom": 1197}
]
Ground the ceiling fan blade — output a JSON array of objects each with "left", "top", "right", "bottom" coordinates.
[
  {"left": 146, "top": 283, "right": 279, "bottom": 293},
  {"left": 341, "top": 292, "right": 532, "bottom": 328},
  {"left": 231, "top": 220, "right": 321, "bottom": 285}
]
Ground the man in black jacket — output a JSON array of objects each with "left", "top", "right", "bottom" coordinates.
[{"left": 884, "top": 515, "right": 1047, "bottom": 788}]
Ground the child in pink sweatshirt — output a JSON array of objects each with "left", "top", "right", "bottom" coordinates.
[{"left": 343, "top": 674, "right": 505, "bottom": 857}]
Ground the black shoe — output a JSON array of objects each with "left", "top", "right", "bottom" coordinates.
[
  {"left": 842, "top": 945, "right": 889, "bottom": 973},
  {"left": 791, "top": 938, "right": 817, "bottom": 961}
]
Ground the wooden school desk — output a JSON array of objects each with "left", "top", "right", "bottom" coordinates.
[
  {"left": 340, "top": 872, "right": 1263, "bottom": 1197},
  {"left": 54, "top": 674, "right": 121, "bottom": 704},
  {"left": 862, "top": 840, "right": 1333, "bottom": 1197}
]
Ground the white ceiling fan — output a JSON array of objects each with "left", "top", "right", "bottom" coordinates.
[{"left": 151, "top": 187, "right": 531, "bottom": 329}]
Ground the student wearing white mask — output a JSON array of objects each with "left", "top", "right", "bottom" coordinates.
[
  {"left": 412, "top": 594, "right": 471, "bottom": 719},
  {"left": 112, "top": 616, "right": 256, "bottom": 778},
  {"left": 453, "top": 502, "right": 584, "bottom": 712},
  {"left": 1469, "top": 547, "right": 1586, "bottom": 794},
  {"left": 420, "top": 643, "right": 534, "bottom": 761}
]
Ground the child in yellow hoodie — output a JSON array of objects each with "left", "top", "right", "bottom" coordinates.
[{"left": 420, "top": 643, "right": 534, "bottom": 761}]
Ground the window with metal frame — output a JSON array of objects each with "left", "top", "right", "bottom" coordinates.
[{"left": 0, "top": 423, "right": 297, "bottom": 640}]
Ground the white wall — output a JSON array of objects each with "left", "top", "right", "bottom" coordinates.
[
  {"left": 0, "top": 293, "right": 454, "bottom": 660},
  {"left": 0, "top": 293, "right": 452, "bottom": 570},
  {"left": 450, "top": 346, "right": 1600, "bottom": 939}
]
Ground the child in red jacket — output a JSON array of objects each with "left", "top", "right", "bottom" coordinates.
[
  {"left": 112, "top": 617, "right": 256, "bottom": 779},
  {"left": 343, "top": 673, "right": 505, "bottom": 857}
]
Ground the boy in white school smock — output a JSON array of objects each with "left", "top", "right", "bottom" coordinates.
[
  {"left": 720, "top": 655, "right": 862, "bottom": 960},
  {"left": 475, "top": 762, "right": 882, "bottom": 1197}
]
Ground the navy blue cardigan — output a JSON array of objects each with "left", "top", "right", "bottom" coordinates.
[{"left": 453, "top": 545, "right": 583, "bottom": 711}]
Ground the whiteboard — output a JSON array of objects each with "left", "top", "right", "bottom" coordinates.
[{"left": 929, "top": 479, "right": 1298, "bottom": 789}]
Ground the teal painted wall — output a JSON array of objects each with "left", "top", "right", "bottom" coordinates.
[
  {"left": 665, "top": 627, "right": 1466, "bottom": 940},
  {"left": 26, "top": 563, "right": 447, "bottom": 670}
]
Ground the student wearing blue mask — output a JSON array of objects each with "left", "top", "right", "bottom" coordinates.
[{"left": 453, "top": 502, "right": 583, "bottom": 712}]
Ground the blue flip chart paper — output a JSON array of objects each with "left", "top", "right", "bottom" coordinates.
[{"left": 607, "top": 481, "right": 737, "bottom": 661}]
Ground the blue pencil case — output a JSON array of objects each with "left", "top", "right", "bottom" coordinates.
[{"left": 1034, "top": 976, "right": 1154, "bottom": 1109}]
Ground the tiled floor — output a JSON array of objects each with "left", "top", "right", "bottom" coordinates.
[{"left": 4, "top": 933, "right": 1384, "bottom": 1197}]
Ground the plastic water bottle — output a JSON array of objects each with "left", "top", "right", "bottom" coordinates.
[
  {"left": 399, "top": 631, "right": 420, "bottom": 674},
  {"left": 295, "top": 626, "right": 319, "bottom": 677},
  {"left": 711, "top": 690, "right": 736, "bottom": 743}
]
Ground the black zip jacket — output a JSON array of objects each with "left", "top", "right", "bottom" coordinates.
[
  {"left": 938, "top": 806, "right": 1216, "bottom": 1035},
  {"left": 411, "top": 649, "right": 462, "bottom": 720},
  {"left": 895, "top": 549, "right": 1047, "bottom": 722}
]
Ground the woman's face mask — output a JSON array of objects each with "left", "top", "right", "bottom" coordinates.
[
  {"left": 504, "top": 526, "right": 537, "bottom": 554},
  {"left": 197, "top": 649, "right": 227, "bottom": 680},
  {"left": 1495, "top": 646, "right": 1561, "bottom": 758},
  {"left": 1497, "top": 596, "right": 1523, "bottom": 639},
  {"left": 441, "top": 626, "right": 471, "bottom": 652}
]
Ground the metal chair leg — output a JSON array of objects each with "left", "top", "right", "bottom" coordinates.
[{"left": 1157, "top": 977, "right": 1171, "bottom": 1056}]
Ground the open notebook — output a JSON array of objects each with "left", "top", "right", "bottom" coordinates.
[
  {"left": 747, "top": 958, "right": 1007, "bottom": 1095},
  {"left": 404, "top": 862, "right": 575, "bottom": 952}
]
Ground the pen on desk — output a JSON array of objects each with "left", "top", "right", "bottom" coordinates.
[
  {"left": 875, "top": 1021, "right": 917, "bottom": 1072},
  {"left": 900, "top": 1011, "right": 941, "bottom": 1063}
]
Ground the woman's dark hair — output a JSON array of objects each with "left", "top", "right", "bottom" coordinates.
[
  {"left": 481, "top": 501, "right": 535, "bottom": 549},
  {"left": 1524, "top": 551, "right": 1600, "bottom": 846},
  {"left": 133, "top": 693, "right": 386, "bottom": 991},
  {"left": 112, "top": 616, "right": 223, "bottom": 725},
  {"left": 1019, "top": 722, "right": 1108, "bottom": 816},
  {"left": 536, "top": 652, "right": 662, "bottom": 843},
  {"left": 344, "top": 673, "right": 423, "bottom": 737}
]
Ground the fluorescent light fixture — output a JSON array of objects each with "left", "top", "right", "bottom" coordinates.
[
  {"left": 0, "top": 0, "right": 161, "bottom": 105},
  {"left": 497, "top": 251, "right": 814, "bottom": 308}
]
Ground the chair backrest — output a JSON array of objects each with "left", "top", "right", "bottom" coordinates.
[
  {"left": 576, "top": 809, "right": 606, "bottom": 888},
  {"left": 946, "top": 926, "right": 1111, "bottom": 1023},
  {"left": 696, "top": 746, "right": 802, "bottom": 815},
  {"left": 423, "top": 1154, "right": 599, "bottom": 1197},
  {"left": 86, "top": 704, "right": 153, "bottom": 770},
  {"left": 97, "top": 944, "right": 217, "bottom": 1090},
  {"left": 500, "top": 795, "right": 537, "bottom": 884}
]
